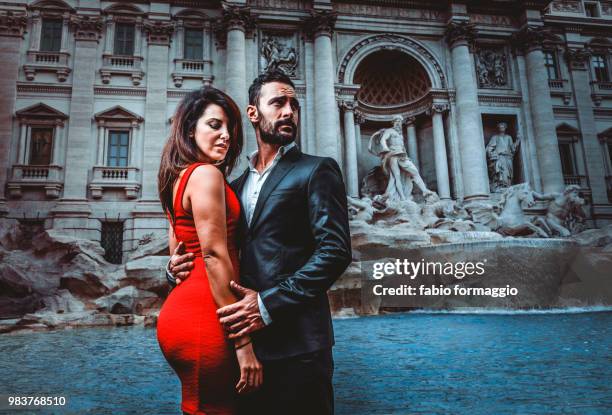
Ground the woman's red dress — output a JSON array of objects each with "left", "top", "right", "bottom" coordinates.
[{"left": 157, "top": 163, "right": 241, "bottom": 415}]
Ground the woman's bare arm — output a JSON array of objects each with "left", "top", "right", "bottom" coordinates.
[{"left": 185, "top": 165, "right": 241, "bottom": 309}]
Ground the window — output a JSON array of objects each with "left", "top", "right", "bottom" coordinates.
[
  {"left": 114, "top": 23, "right": 135, "bottom": 56},
  {"left": 184, "top": 28, "right": 203, "bottom": 60},
  {"left": 544, "top": 51, "right": 559, "bottom": 80},
  {"left": 584, "top": 2, "right": 600, "bottom": 17},
  {"left": 101, "top": 221, "right": 124, "bottom": 264},
  {"left": 107, "top": 130, "right": 129, "bottom": 167},
  {"left": 558, "top": 142, "right": 575, "bottom": 175},
  {"left": 607, "top": 142, "right": 612, "bottom": 167},
  {"left": 591, "top": 54, "right": 610, "bottom": 82},
  {"left": 29, "top": 127, "right": 53, "bottom": 165},
  {"left": 40, "top": 19, "right": 62, "bottom": 52}
]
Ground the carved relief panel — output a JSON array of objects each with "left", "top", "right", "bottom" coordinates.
[
  {"left": 259, "top": 32, "right": 299, "bottom": 78},
  {"left": 474, "top": 46, "right": 510, "bottom": 89}
]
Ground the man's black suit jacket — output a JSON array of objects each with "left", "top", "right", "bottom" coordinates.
[{"left": 230, "top": 145, "right": 351, "bottom": 361}]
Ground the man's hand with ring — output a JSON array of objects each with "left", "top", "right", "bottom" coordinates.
[{"left": 170, "top": 241, "right": 195, "bottom": 285}]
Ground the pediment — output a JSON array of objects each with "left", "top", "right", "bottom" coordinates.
[
  {"left": 94, "top": 106, "right": 143, "bottom": 123},
  {"left": 103, "top": 3, "right": 145, "bottom": 15},
  {"left": 175, "top": 9, "right": 211, "bottom": 21},
  {"left": 598, "top": 127, "right": 612, "bottom": 139},
  {"left": 16, "top": 103, "right": 68, "bottom": 120},
  {"left": 556, "top": 122, "right": 580, "bottom": 135},
  {"left": 30, "top": 0, "right": 74, "bottom": 12}
]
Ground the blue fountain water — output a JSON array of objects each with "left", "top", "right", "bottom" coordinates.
[{"left": 1, "top": 309, "right": 610, "bottom": 414}]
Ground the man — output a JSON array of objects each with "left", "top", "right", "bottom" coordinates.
[{"left": 166, "top": 69, "right": 352, "bottom": 414}]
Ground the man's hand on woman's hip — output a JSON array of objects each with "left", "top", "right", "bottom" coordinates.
[{"left": 167, "top": 241, "right": 195, "bottom": 285}]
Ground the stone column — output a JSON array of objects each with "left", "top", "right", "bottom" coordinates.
[
  {"left": 29, "top": 10, "right": 41, "bottom": 51},
  {"left": 354, "top": 110, "right": 364, "bottom": 156},
  {"left": 565, "top": 47, "right": 608, "bottom": 204},
  {"left": 96, "top": 123, "right": 105, "bottom": 165},
  {"left": 305, "top": 10, "right": 340, "bottom": 162},
  {"left": 17, "top": 124, "right": 28, "bottom": 164},
  {"left": 52, "top": 122, "right": 63, "bottom": 165},
  {"left": 139, "top": 20, "right": 174, "bottom": 202},
  {"left": 428, "top": 104, "right": 451, "bottom": 200},
  {"left": 175, "top": 20, "right": 184, "bottom": 60},
  {"left": 445, "top": 21, "right": 490, "bottom": 200},
  {"left": 50, "top": 15, "right": 102, "bottom": 233},
  {"left": 340, "top": 101, "right": 359, "bottom": 197},
  {"left": 60, "top": 13, "right": 70, "bottom": 52},
  {"left": 404, "top": 116, "right": 419, "bottom": 169},
  {"left": 203, "top": 21, "right": 213, "bottom": 84},
  {"left": 103, "top": 17, "right": 114, "bottom": 54},
  {"left": 0, "top": 12, "right": 27, "bottom": 214},
  {"left": 513, "top": 26, "right": 564, "bottom": 193},
  {"left": 134, "top": 18, "right": 143, "bottom": 56},
  {"left": 304, "top": 38, "right": 315, "bottom": 154},
  {"left": 220, "top": 5, "right": 253, "bottom": 162}
]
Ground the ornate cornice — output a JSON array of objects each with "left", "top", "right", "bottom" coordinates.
[
  {"left": 143, "top": 20, "right": 174, "bottom": 45},
  {"left": 564, "top": 47, "right": 591, "bottom": 70},
  {"left": 70, "top": 15, "right": 103, "bottom": 42},
  {"left": 445, "top": 21, "right": 477, "bottom": 49},
  {"left": 511, "top": 26, "right": 557, "bottom": 53},
  {"left": 303, "top": 10, "right": 337, "bottom": 39},
  {"left": 0, "top": 11, "right": 27, "bottom": 38}
]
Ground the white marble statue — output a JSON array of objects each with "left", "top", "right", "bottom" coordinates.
[
  {"left": 368, "top": 115, "right": 434, "bottom": 202},
  {"left": 485, "top": 122, "right": 520, "bottom": 192}
]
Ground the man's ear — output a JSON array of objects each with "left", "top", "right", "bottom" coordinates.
[{"left": 246, "top": 104, "right": 259, "bottom": 123}]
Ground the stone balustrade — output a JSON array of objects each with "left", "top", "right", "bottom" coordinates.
[
  {"left": 7, "top": 164, "right": 63, "bottom": 198},
  {"left": 89, "top": 166, "right": 140, "bottom": 199}
]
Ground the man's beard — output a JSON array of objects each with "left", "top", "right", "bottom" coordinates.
[{"left": 258, "top": 116, "right": 297, "bottom": 145}]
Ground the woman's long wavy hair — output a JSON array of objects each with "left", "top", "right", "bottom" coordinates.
[{"left": 158, "top": 87, "right": 243, "bottom": 224}]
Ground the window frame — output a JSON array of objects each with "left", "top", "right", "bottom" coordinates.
[
  {"left": 183, "top": 27, "right": 204, "bottom": 60},
  {"left": 591, "top": 54, "right": 610, "bottom": 83},
  {"left": 28, "top": 126, "right": 55, "bottom": 166},
  {"left": 106, "top": 129, "right": 131, "bottom": 167},
  {"left": 114, "top": 22, "right": 135, "bottom": 56},
  {"left": 584, "top": 1, "right": 601, "bottom": 17},
  {"left": 40, "top": 18, "right": 63, "bottom": 52},
  {"left": 543, "top": 50, "right": 560, "bottom": 80}
]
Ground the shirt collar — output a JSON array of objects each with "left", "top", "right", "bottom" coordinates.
[{"left": 247, "top": 141, "right": 297, "bottom": 171}]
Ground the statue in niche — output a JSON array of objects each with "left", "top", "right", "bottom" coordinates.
[
  {"left": 367, "top": 115, "right": 434, "bottom": 202},
  {"left": 485, "top": 122, "right": 520, "bottom": 192},
  {"left": 475, "top": 48, "right": 508, "bottom": 88},
  {"left": 261, "top": 36, "right": 298, "bottom": 77}
]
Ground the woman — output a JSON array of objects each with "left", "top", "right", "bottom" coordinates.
[{"left": 157, "top": 87, "right": 262, "bottom": 415}]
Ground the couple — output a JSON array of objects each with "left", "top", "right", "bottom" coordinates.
[{"left": 156, "top": 69, "right": 352, "bottom": 415}]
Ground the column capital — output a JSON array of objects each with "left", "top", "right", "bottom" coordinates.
[
  {"left": 70, "top": 14, "right": 103, "bottom": 42},
  {"left": 511, "top": 26, "right": 556, "bottom": 54},
  {"left": 221, "top": 3, "right": 255, "bottom": 32},
  {"left": 144, "top": 20, "right": 175, "bottom": 46},
  {"left": 564, "top": 47, "right": 591, "bottom": 71},
  {"left": 354, "top": 109, "right": 366, "bottom": 125},
  {"left": 339, "top": 100, "right": 357, "bottom": 112},
  {"left": 0, "top": 11, "right": 27, "bottom": 38},
  {"left": 426, "top": 103, "right": 449, "bottom": 116},
  {"left": 303, "top": 10, "right": 337, "bottom": 39},
  {"left": 445, "top": 21, "right": 477, "bottom": 49},
  {"left": 403, "top": 116, "right": 417, "bottom": 127}
]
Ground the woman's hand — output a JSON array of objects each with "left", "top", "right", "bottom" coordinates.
[{"left": 234, "top": 342, "right": 263, "bottom": 394}]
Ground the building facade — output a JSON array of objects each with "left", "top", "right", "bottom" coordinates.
[{"left": 1, "top": 0, "right": 611, "bottom": 263}]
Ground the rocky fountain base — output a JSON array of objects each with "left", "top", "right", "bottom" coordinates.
[{"left": 1, "top": 217, "right": 611, "bottom": 334}]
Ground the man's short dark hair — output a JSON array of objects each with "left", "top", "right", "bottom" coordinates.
[{"left": 248, "top": 69, "right": 295, "bottom": 107}]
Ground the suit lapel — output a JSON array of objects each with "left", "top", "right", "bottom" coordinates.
[
  {"left": 248, "top": 147, "right": 299, "bottom": 233},
  {"left": 231, "top": 167, "right": 250, "bottom": 240}
]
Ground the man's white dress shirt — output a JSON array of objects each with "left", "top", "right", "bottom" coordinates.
[{"left": 243, "top": 141, "right": 297, "bottom": 326}]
